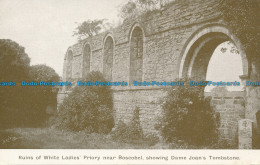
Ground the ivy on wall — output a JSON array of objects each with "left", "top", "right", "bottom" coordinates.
[{"left": 218, "top": 0, "right": 260, "bottom": 59}]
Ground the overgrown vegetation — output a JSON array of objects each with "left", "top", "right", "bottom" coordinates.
[
  {"left": 27, "top": 65, "right": 60, "bottom": 125},
  {"left": 56, "top": 71, "right": 114, "bottom": 133},
  {"left": 73, "top": 19, "right": 113, "bottom": 41},
  {"left": 118, "top": 0, "right": 161, "bottom": 20},
  {"left": 218, "top": 0, "right": 260, "bottom": 59},
  {"left": 158, "top": 78, "right": 220, "bottom": 146},
  {"left": 111, "top": 107, "right": 159, "bottom": 145},
  {"left": 0, "top": 39, "right": 59, "bottom": 128},
  {"left": 111, "top": 107, "right": 143, "bottom": 142}
]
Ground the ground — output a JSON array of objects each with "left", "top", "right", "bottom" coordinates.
[
  {"left": 0, "top": 127, "right": 235, "bottom": 149},
  {"left": 0, "top": 127, "right": 170, "bottom": 149}
]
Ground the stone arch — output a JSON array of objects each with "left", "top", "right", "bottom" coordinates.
[
  {"left": 179, "top": 24, "right": 249, "bottom": 80},
  {"left": 129, "top": 25, "right": 144, "bottom": 85},
  {"left": 128, "top": 22, "right": 146, "bottom": 41},
  {"left": 65, "top": 49, "right": 73, "bottom": 81},
  {"left": 82, "top": 42, "right": 91, "bottom": 78},
  {"left": 103, "top": 34, "right": 114, "bottom": 81}
]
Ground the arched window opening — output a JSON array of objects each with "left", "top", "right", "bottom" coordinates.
[
  {"left": 103, "top": 36, "right": 114, "bottom": 81},
  {"left": 66, "top": 50, "right": 73, "bottom": 81},
  {"left": 130, "top": 27, "right": 143, "bottom": 85},
  {"left": 83, "top": 44, "right": 91, "bottom": 78}
]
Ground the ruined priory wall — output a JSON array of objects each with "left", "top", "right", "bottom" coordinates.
[
  {"left": 65, "top": 0, "right": 221, "bottom": 83},
  {"left": 60, "top": 0, "right": 223, "bottom": 135},
  {"left": 57, "top": 0, "right": 259, "bottom": 142},
  {"left": 205, "top": 91, "right": 245, "bottom": 145}
]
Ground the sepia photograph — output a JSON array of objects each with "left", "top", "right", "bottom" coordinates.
[{"left": 0, "top": 0, "right": 260, "bottom": 164}]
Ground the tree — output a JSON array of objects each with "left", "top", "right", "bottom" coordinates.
[
  {"left": 119, "top": 0, "right": 159, "bottom": 19},
  {"left": 119, "top": 1, "right": 138, "bottom": 19},
  {"left": 0, "top": 39, "right": 60, "bottom": 127},
  {"left": 0, "top": 39, "right": 30, "bottom": 81},
  {"left": 73, "top": 19, "right": 107, "bottom": 40},
  {"left": 29, "top": 64, "right": 60, "bottom": 86},
  {"left": 0, "top": 39, "right": 31, "bottom": 127},
  {"left": 137, "top": 0, "right": 158, "bottom": 10}
]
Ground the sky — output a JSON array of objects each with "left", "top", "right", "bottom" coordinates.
[
  {"left": 0, "top": 0, "right": 125, "bottom": 76},
  {"left": 205, "top": 42, "right": 243, "bottom": 91},
  {"left": 0, "top": 0, "right": 243, "bottom": 91}
]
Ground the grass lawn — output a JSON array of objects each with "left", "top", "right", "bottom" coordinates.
[{"left": 0, "top": 127, "right": 170, "bottom": 149}]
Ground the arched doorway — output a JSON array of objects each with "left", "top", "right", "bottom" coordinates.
[
  {"left": 179, "top": 25, "right": 249, "bottom": 143},
  {"left": 179, "top": 25, "right": 248, "bottom": 80},
  {"left": 66, "top": 50, "right": 73, "bottom": 81}
]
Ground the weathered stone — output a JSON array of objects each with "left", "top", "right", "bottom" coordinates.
[
  {"left": 239, "top": 119, "right": 253, "bottom": 149},
  {"left": 57, "top": 0, "right": 260, "bottom": 145}
]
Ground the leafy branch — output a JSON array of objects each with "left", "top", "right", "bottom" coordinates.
[
  {"left": 218, "top": 0, "right": 260, "bottom": 58},
  {"left": 73, "top": 19, "right": 113, "bottom": 41}
]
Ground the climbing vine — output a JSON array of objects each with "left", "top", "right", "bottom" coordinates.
[{"left": 218, "top": 0, "right": 260, "bottom": 58}]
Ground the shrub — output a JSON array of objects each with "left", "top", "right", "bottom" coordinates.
[
  {"left": 111, "top": 107, "right": 143, "bottom": 143},
  {"left": 56, "top": 71, "right": 114, "bottom": 133},
  {"left": 159, "top": 78, "right": 219, "bottom": 146},
  {"left": 110, "top": 120, "right": 130, "bottom": 142},
  {"left": 26, "top": 64, "right": 60, "bottom": 125},
  {"left": 143, "top": 133, "right": 159, "bottom": 146}
]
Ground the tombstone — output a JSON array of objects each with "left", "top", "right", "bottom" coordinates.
[{"left": 238, "top": 119, "right": 253, "bottom": 149}]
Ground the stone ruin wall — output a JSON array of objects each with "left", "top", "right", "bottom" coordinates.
[
  {"left": 58, "top": 0, "right": 260, "bottom": 144},
  {"left": 205, "top": 91, "right": 245, "bottom": 144}
]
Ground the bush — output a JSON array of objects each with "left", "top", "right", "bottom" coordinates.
[
  {"left": 111, "top": 107, "right": 143, "bottom": 143},
  {"left": 143, "top": 133, "right": 159, "bottom": 146},
  {"left": 26, "top": 64, "right": 60, "bottom": 125},
  {"left": 56, "top": 71, "right": 114, "bottom": 133},
  {"left": 159, "top": 78, "right": 219, "bottom": 146}
]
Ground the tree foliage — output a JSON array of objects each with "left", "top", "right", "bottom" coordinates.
[
  {"left": 56, "top": 71, "right": 114, "bottom": 133},
  {"left": 119, "top": 0, "right": 160, "bottom": 19},
  {"left": 119, "top": 1, "right": 138, "bottom": 19},
  {"left": 26, "top": 65, "right": 60, "bottom": 124},
  {"left": 73, "top": 19, "right": 112, "bottom": 40},
  {"left": 0, "top": 39, "right": 30, "bottom": 118},
  {"left": 159, "top": 78, "right": 219, "bottom": 145},
  {"left": 0, "top": 39, "right": 59, "bottom": 128},
  {"left": 218, "top": 0, "right": 260, "bottom": 59},
  {"left": 0, "top": 39, "right": 30, "bottom": 81}
]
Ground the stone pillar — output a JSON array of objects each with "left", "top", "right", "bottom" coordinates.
[
  {"left": 239, "top": 75, "right": 249, "bottom": 87},
  {"left": 238, "top": 119, "right": 253, "bottom": 149}
]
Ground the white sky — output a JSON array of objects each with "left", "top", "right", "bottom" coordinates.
[
  {"left": 206, "top": 42, "right": 243, "bottom": 91},
  {"left": 0, "top": 0, "right": 125, "bottom": 76},
  {"left": 0, "top": 0, "right": 243, "bottom": 88}
]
